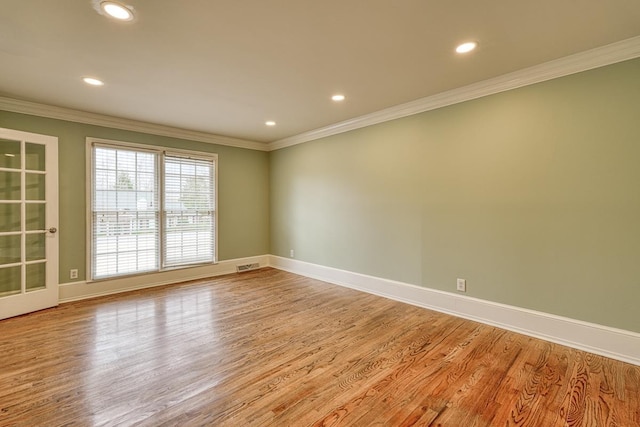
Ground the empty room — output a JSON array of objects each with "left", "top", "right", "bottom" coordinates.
[{"left": 1, "top": 1, "right": 639, "bottom": 426}]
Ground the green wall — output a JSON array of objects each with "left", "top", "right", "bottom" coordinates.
[
  {"left": 270, "top": 58, "right": 640, "bottom": 333},
  {"left": 0, "top": 111, "right": 270, "bottom": 283},
  {"left": 2, "top": 58, "right": 639, "bottom": 333}
]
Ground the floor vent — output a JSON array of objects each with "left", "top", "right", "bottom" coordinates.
[{"left": 236, "top": 263, "right": 260, "bottom": 273}]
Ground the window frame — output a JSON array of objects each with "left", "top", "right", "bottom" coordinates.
[
  {"left": 162, "top": 152, "right": 217, "bottom": 269},
  {"left": 86, "top": 137, "right": 218, "bottom": 282}
]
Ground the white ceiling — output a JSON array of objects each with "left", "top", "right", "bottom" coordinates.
[{"left": 1, "top": 1, "right": 640, "bottom": 144}]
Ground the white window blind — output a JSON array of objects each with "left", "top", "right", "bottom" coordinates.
[
  {"left": 90, "top": 141, "right": 217, "bottom": 281},
  {"left": 163, "top": 155, "right": 215, "bottom": 267},
  {"left": 92, "top": 146, "right": 159, "bottom": 279}
]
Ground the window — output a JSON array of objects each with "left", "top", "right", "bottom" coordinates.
[
  {"left": 89, "top": 139, "right": 217, "bottom": 280},
  {"left": 163, "top": 155, "right": 215, "bottom": 267},
  {"left": 92, "top": 145, "right": 159, "bottom": 278}
]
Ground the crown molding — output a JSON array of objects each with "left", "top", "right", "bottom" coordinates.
[
  {"left": 269, "top": 35, "right": 640, "bottom": 151},
  {"left": 3, "top": 36, "right": 639, "bottom": 153},
  {"left": 0, "top": 97, "right": 268, "bottom": 152}
]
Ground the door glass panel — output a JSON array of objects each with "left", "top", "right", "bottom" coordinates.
[
  {"left": 0, "top": 235, "right": 21, "bottom": 265},
  {"left": 25, "top": 143, "right": 45, "bottom": 171},
  {"left": 0, "top": 203, "right": 21, "bottom": 232},
  {"left": 26, "top": 234, "right": 45, "bottom": 261},
  {"left": 25, "top": 173, "right": 45, "bottom": 201},
  {"left": 26, "top": 262, "right": 46, "bottom": 291},
  {"left": 0, "top": 139, "right": 21, "bottom": 169},
  {"left": 0, "top": 129, "right": 57, "bottom": 319},
  {"left": 0, "top": 171, "right": 21, "bottom": 200},
  {"left": 0, "top": 266, "right": 21, "bottom": 295},
  {"left": 26, "top": 203, "right": 45, "bottom": 231}
]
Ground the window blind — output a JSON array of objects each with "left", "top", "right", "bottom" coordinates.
[
  {"left": 163, "top": 155, "right": 215, "bottom": 267},
  {"left": 92, "top": 146, "right": 159, "bottom": 279},
  {"left": 90, "top": 141, "right": 217, "bottom": 280}
]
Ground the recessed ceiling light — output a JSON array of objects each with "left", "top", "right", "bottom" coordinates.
[
  {"left": 83, "top": 77, "right": 105, "bottom": 86},
  {"left": 331, "top": 94, "right": 346, "bottom": 102},
  {"left": 265, "top": 121, "right": 276, "bottom": 126},
  {"left": 100, "top": 1, "right": 135, "bottom": 21},
  {"left": 455, "top": 41, "right": 478, "bottom": 54}
]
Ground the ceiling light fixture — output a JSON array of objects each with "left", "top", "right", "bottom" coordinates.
[
  {"left": 331, "top": 94, "right": 346, "bottom": 102},
  {"left": 99, "top": 1, "right": 135, "bottom": 21},
  {"left": 456, "top": 41, "right": 478, "bottom": 54},
  {"left": 83, "top": 77, "right": 105, "bottom": 86},
  {"left": 265, "top": 121, "right": 276, "bottom": 126}
]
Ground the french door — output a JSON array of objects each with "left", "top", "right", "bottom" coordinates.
[{"left": 0, "top": 128, "right": 58, "bottom": 320}]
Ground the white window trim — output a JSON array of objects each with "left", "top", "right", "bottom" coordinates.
[{"left": 85, "top": 137, "right": 218, "bottom": 282}]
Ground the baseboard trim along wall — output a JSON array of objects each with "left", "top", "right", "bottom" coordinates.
[
  {"left": 268, "top": 255, "right": 640, "bottom": 366},
  {"left": 58, "top": 254, "right": 640, "bottom": 366},
  {"left": 58, "top": 255, "right": 270, "bottom": 303}
]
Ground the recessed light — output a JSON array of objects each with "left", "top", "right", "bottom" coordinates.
[
  {"left": 100, "top": 1, "right": 135, "bottom": 21},
  {"left": 83, "top": 77, "right": 105, "bottom": 86},
  {"left": 265, "top": 121, "right": 276, "bottom": 126},
  {"left": 331, "top": 94, "right": 346, "bottom": 102},
  {"left": 455, "top": 41, "right": 478, "bottom": 54}
]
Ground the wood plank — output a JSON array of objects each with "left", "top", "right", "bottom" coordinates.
[{"left": 0, "top": 268, "right": 638, "bottom": 426}]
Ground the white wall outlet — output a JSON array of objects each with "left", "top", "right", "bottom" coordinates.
[
  {"left": 70, "top": 269, "right": 79, "bottom": 279},
  {"left": 456, "top": 278, "right": 466, "bottom": 292},
  {"left": 290, "top": 249, "right": 295, "bottom": 258}
]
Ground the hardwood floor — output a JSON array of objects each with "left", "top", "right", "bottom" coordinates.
[{"left": 1, "top": 268, "right": 638, "bottom": 426}]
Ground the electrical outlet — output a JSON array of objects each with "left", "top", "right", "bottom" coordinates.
[
  {"left": 290, "top": 249, "right": 295, "bottom": 258},
  {"left": 456, "top": 278, "right": 466, "bottom": 292},
  {"left": 70, "top": 269, "right": 79, "bottom": 279}
]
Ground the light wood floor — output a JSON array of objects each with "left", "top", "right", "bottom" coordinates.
[{"left": 1, "top": 268, "right": 638, "bottom": 426}]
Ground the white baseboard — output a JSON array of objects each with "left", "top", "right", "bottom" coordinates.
[
  {"left": 57, "top": 254, "right": 640, "bottom": 366},
  {"left": 58, "top": 255, "right": 269, "bottom": 303},
  {"left": 269, "top": 255, "right": 640, "bottom": 366}
]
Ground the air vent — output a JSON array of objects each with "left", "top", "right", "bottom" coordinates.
[{"left": 236, "top": 263, "right": 260, "bottom": 273}]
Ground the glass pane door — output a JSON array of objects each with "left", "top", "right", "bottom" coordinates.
[{"left": 0, "top": 129, "right": 58, "bottom": 320}]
